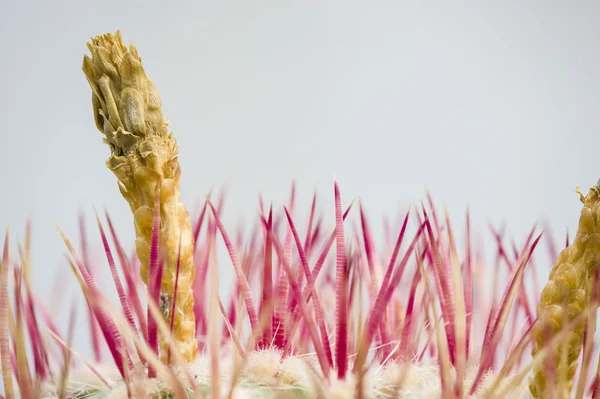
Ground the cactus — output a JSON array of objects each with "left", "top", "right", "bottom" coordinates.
[{"left": 1, "top": 30, "right": 599, "bottom": 399}]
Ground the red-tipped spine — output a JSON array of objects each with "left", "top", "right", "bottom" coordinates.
[
  {"left": 334, "top": 180, "right": 348, "bottom": 378},
  {"left": 209, "top": 201, "right": 261, "bottom": 342},
  {"left": 268, "top": 228, "right": 331, "bottom": 378},
  {"left": 192, "top": 201, "right": 208, "bottom": 253},
  {"left": 354, "top": 220, "right": 427, "bottom": 373},
  {"left": 96, "top": 213, "right": 137, "bottom": 332},
  {"left": 359, "top": 205, "right": 390, "bottom": 356},
  {"left": 168, "top": 233, "right": 183, "bottom": 365},
  {"left": 303, "top": 192, "right": 318, "bottom": 257},
  {"left": 259, "top": 205, "right": 274, "bottom": 349},
  {"left": 399, "top": 255, "right": 424, "bottom": 360},
  {"left": 422, "top": 207, "right": 457, "bottom": 365},
  {"left": 13, "top": 268, "right": 32, "bottom": 399},
  {"left": 470, "top": 233, "right": 542, "bottom": 394},
  {"left": 147, "top": 192, "right": 161, "bottom": 378},
  {"left": 23, "top": 281, "right": 48, "bottom": 380},
  {"left": 79, "top": 213, "right": 102, "bottom": 362},
  {"left": 464, "top": 208, "right": 473, "bottom": 358},
  {"left": 284, "top": 207, "right": 334, "bottom": 366},
  {"left": 104, "top": 211, "right": 148, "bottom": 338},
  {"left": 1, "top": 230, "right": 14, "bottom": 399},
  {"left": 58, "top": 227, "right": 129, "bottom": 379},
  {"left": 283, "top": 202, "right": 354, "bottom": 355}
]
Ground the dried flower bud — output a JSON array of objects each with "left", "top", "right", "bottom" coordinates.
[
  {"left": 530, "top": 180, "right": 600, "bottom": 398},
  {"left": 82, "top": 31, "right": 197, "bottom": 363}
]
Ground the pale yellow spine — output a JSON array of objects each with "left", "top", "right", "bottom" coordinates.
[
  {"left": 82, "top": 31, "right": 197, "bottom": 362},
  {"left": 529, "top": 181, "right": 600, "bottom": 398}
]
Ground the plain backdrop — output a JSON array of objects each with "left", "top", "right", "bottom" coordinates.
[{"left": 1, "top": 1, "right": 600, "bottom": 364}]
